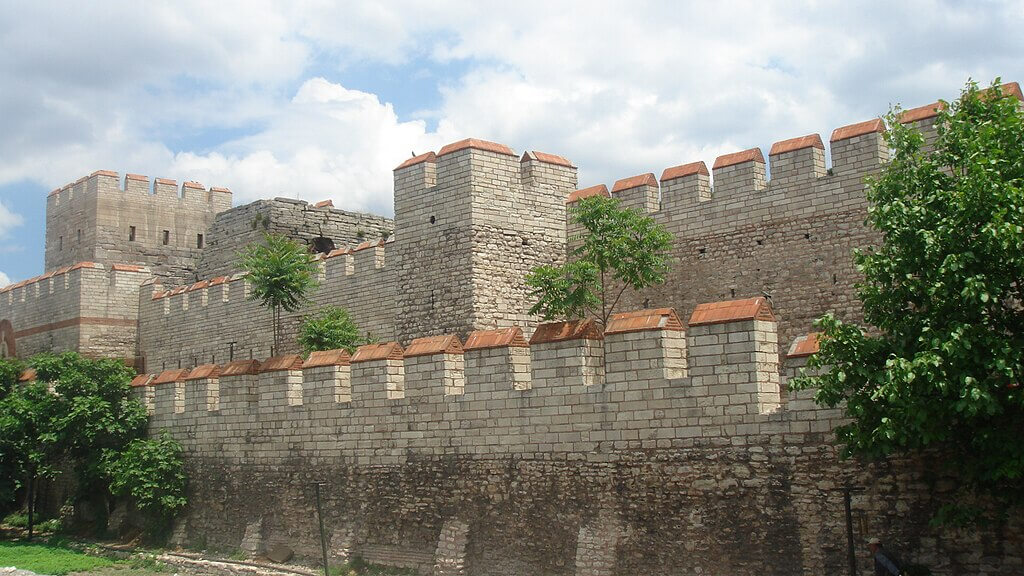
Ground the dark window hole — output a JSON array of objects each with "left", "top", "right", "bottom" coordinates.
[
  {"left": 310, "top": 237, "right": 335, "bottom": 254},
  {"left": 429, "top": 215, "right": 436, "bottom": 224}
]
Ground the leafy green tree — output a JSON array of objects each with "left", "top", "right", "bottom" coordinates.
[
  {"left": 0, "top": 352, "right": 188, "bottom": 536},
  {"left": 792, "top": 79, "right": 1024, "bottom": 519},
  {"left": 298, "top": 306, "right": 370, "bottom": 355},
  {"left": 103, "top": 434, "right": 187, "bottom": 524},
  {"left": 0, "top": 356, "right": 23, "bottom": 397},
  {"left": 239, "top": 233, "right": 319, "bottom": 355},
  {"left": 527, "top": 194, "right": 673, "bottom": 326}
]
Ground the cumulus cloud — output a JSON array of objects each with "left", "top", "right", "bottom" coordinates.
[
  {"left": 0, "top": 0, "right": 1022, "bottom": 218},
  {"left": 0, "top": 271, "right": 10, "bottom": 288},
  {"left": 0, "top": 200, "right": 23, "bottom": 239}
]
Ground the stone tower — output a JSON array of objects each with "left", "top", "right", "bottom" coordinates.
[{"left": 393, "top": 139, "right": 577, "bottom": 343}]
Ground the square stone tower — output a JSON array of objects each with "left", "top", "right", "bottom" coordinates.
[{"left": 393, "top": 139, "right": 576, "bottom": 343}]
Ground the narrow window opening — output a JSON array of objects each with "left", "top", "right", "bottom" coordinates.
[
  {"left": 429, "top": 215, "right": 436, "bottom": 224},
  {"left": 756, "top": 239, "right": 763, "bottom": 246},
  {"left": 77, "top": 229, "right": 82, "bottom": 243},
  {"left": 197, "top": 233, "right": 204, "bottom": 249},
  {"left": 730, "top": 288, "right": 736, "bottom": 298},
  {"left": 59, "top": 236, "right": 63, "bottom": 251},
  {"left": 832, "top": 273, "right": 838, "bottom": 285},
  {"left": 129, "top": 226, "right": 136, "bottom": 242},
  {"left": 162, "top": 230, "right": 170, "bottom": 245}
]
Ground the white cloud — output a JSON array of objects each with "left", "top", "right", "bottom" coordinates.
[
  {"left": 0, "top": 1, "right": 1022, "bottom": 219},
  {"left": 0, "top": 201, "right": 23, "bottom": 239},
  {"left": 0, "top": 271, "right": 9, "bottom": 288}
]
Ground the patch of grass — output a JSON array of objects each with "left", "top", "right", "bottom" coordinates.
[
  {"left": 329, "top": 556, "right": 419, "bottom": 576},
  {"left": 0, "top": 540, "right": 116, "bottom": 575},
  {"left": 3, "top": 512, "right": 29, "bottom": 528}
]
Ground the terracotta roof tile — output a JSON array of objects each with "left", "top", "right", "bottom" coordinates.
[
  {"left": 259, "top": 354, "right": 305, "bottom": 373},
  {"left": 437, "top": 138, "right": 515, "bottom": 157},
  {"left": 830, "top": 118, "right": 885, "bottom": 142},
  {"left": 219, "top": 359, "right": 261, "bottom": 377},
  {"left": 70, "top": 262, "right": 100, "bottom": 271},
  {"left": 351, "top": 342, "right": 404, "bottom": 363},
  {"left": 394, "top": 151, "right": 437, "bottom": 170},
  {"left": 313, "top": 199, "right": 333, "bottom": 208},
  {"left": 130, "top": 373, "right": 154, "bottom": 387},
  {"left": 611, "top": 173, "right": 657, "bottom": 193},
  {"left": 661, "top": 161, "right": 709, "bottom": 182},
  {"left": 899, "top": 101, "right": 946, "bottom": 124},
  {"left": 404, "top": 334, "right": 464, "bottom": 357},
  {"left": 155, "top": 178, "right": 177, "bottom": 186},
  {"left": 713, "top": 148, "right": 765, "bottom": 170},
  {"left": 352, "top": 241, "right": 373, "bottom": 252},
  {"left": 185, "top": 364, "right": 220, "bottom": 380},
  {"left": 187, "top": 280, "right": 209, "bottom": 292},
  {"left": 521, "top": 151, "right": 574, "bottom": 167},
  {"left": 688, "top": 297, "right": 776, "bottom": 326},
  {"left": 787, "top": 332, "right": 821, "bottom": 358},
  {"left": 566, "top": 184, "right": 610, "bottom": 204},
  {"left": 19, "top": 368, "right": 37, "bottom": 382},
  {"left": 769, "top": 134, "right": 824, "bottom": 155},
  {"left": 464, "top": 327, "right": 529, "bottom": 350},
  {"left": 210, "top": 187, "right": 231, "bottom": 194},
  {"left": 209, "top": 276, "right": 230, "bottom": 286},
  {"left": 152, "top": 369, "right": 190, "bottom": 385},
  {"left": 91, "top": 170, "right": 118, "bottom": 178},
  {"left": 605, "top": 308, "right": 684, "bottom": 335},
  {"left": 125, "top": 173, "right": 148, "bottom": 181},
  {"left": 111, "top": 264, "right": 148, "bottom": 272},
  {"left": 325, "top": 248, "right": 350, "bottom": 259},
  {"left": 183, "top": 181, "right": 205, "bottom": 190},
  {"left": 303, "top": 349, "right": 352, "bottom": 368},
  {"left": 1000, "top": 81, "right": 1022, "bottom": 101},
  {"left": 529, "top": 319, "right": 604, "bottom": 344}
]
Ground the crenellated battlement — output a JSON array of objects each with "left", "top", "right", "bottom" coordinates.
[
  {"left": 47, "top": 170, "right": 231, "bottom": 208},
  {"left": 131, "top": 299, "right": 845, "bottom": 463}
]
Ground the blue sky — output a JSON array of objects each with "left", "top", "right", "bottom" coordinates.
[{"left": 1, "top": 0, "right": 1023, "bottom": 285}]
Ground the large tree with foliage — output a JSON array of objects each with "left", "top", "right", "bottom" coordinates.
[
  {"left": 0, "top": 353, "right": 188, "bottom": 536},
  {"left": 792, "top": 79, "right": 1024, "bottom": 519},
  {"left": 527, "top": 194, "right": 673, "bottom": 326},
  {"left": 239, "top": 233, "right": 319, "bottom": 355}
]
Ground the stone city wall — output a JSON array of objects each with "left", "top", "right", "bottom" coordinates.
[
  {"left": 137, "top": 240, "right": 396, "bottom": 372},
  {"left": 129, "top": 301, "right": 1022, "bottom": 576},
  {"left": 45, "top": 171, "right": 231, "bottom": 283},
  {"left": 193, "top": 198, "right": 394, "bottom": 279},
  {"left": 0, "top": 262, "right": 152, "bottom": 361}
]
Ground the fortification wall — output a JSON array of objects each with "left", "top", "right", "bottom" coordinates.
[
  {"left": 45, "top": 171, "right": 231, "bottom": 283},
  {"left": 130, "top": 302, "right": 1022, "bottom": 575},
  {"left": 394, "top": 141, "right": 576, "bottom": 342},
  {"left": 137, "top": 241, "right": 395, "bottom": 372},
  {"left": 0, "top": 262, "right": 151, "bottom": 361},
  {"left": 193, "top": 198, "right": 394, "bottom": 279}
]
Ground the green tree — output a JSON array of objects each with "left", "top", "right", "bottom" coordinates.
[
  {"left": 792, "top": 79, "right": 1024, "bottom": 519},
  {"left": 0, "top": 352, "right": 188, "bottom": 536},
  {"left": 298, "top": 306, "right": 370, "bottom": 355},
  {"left": 527, "top": 194, "right": 673, "bottom": 326},
  {"left": 102, "top": 434, "right": 187, "bottom": 524},
  {"left": 239, "top": 233, "right": 319, "bottom": 355}
]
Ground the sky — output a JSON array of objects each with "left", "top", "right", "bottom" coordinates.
[{"left": 0, "top": 0, "right": 1022, "bottom": 286}]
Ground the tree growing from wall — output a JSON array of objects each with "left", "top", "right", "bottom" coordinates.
[
  {"left": 792, "top": 79, "right": 1024, "bottom": 522},
  {"left": 0, "top": 352, "right": 188, "bottom": 537},
  {"left": 526, "top": 194, "right": 673, "bottom": 327},
  {"left": 298, "top": 306, "right": 375, "bottom": 355},
  {"left": 239, "top": 233, "right": 319, "bottom": 355}
]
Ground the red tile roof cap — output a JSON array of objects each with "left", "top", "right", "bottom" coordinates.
[
  {"left": 130, "top": 373, "right": 154, "bottom": 387},
  {"left": 219, "top": 359, "right": 261, "bottom": 377},
  {"left": 91, "top": 170, "right": 118, "bottom": 178},
  {"left": 899, "top": 101, "right": 946, "bottom": 124},
  {"left": 394, "top": 151, "right": 437, "bottom": 170},
  {"left": 661, "top": 161, "right": 709, "bottom": 182},
  {"left": 185, "top": 364, "right": 220, "bottom": 380},
  {"left": 999, "top": 81, "right": 1022, "bottom": 101},
  {"left": 125, "top": 173, "right": 148, "bottom": 181},
  {"left": 314, "top": 200, "right": 334, "bottom": 208},
  {"left": 182, "top": 181, "right": 205, "bottom": 190},
  {"left": 688, "top": 297, "right": 776, "bottom": 326},
  {"left": 769, "top": 134, "right": 824, "bottom": 156},
  {"left": 713, "top": 148, "right": 765, "bottom": 170},
  {"left": 155, "top": 178, "right": 177, "bottom": 186},
  {"left": 303, "top": 349, "right": 352, "bottom": 368},
  {"left": 404, "top": 334, "right": 464, "bottom": 357},
  {"left": 464, "top": 327, "right": 529, "bottom": 350},
  {"left": 152, "top": 369, "right": 190, "bottom": 385},
  {"left": 521, "top": 151, "right": 574, "bottom": 167},
  {"left": 111, "top": 264, "right": 148, "bottom": 272},
  {"left": 830, "top": 118, "right": 885, "bottom": 142},
  {"left": 611, "top": 173, "right": 657, "bottom": 192},
  {"left": 529, "top": 319, "right": 604, "bottom": 344},
  {"left": 259, "top": 355, "right": 305, "bottom": 373},
  {"left": 566, "top": 184, "right": 610, "bottom": 204},
  {"left": 605, "top": 308, "right": 684, "bottom": 335},
  {"left": 437, "top": 138, "right": 515, "bottom": 157},
  {"left": 351, "top": 342, "right": 405, "bottom": 363},
  {"left": 787, "top": 332, "right": 821, "bottom": 358}
]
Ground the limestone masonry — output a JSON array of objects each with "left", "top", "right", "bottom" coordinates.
[{"left": 3, "top": 83, "right": 1023, "bottom": 575}]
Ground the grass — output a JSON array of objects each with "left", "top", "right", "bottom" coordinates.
[
  {"left": 0, "top": 540, "right": 116, "bottom": 575},
  {"left": 328, "top": 556, "right": 419, "bottom": 576}
]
